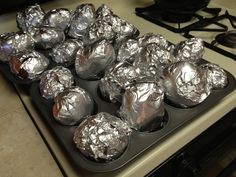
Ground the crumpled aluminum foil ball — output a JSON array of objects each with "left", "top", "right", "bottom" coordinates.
[
  {"left": 117, "top": 38, "right": 140, "bottom": 63},
  {"left": 138, "top": 33, "right": 173, "bottom": 51},
  {"left": 0, "top": 32, "right": 34, "bottom": 62},
  {"left": 16, "top": 4, "right": 45, "bottom": 31},
  {"left": 108, "top": 15, "right": 139, "bottom": 44},
  {"left": 73, "top": 112, "right": 132, "bottom": 162},
  {"left": 99, "top": 62, "right": 140, "bottom": 102},
  {"left": 68, "top": 3, "right": 95, "bottom": 39},
  {"left": 119, "top": 81, "right": 165, "bottom": 131},
  {"left": 75, "top": 39, "right": 115, "bottom": 79},
  {"left": 51, "top": 39, "right": 83, "bottom": 65},
  {"left": 87, "top": 19, "right": 115, "bottom": 44},
  {"left": 43, "top": 8, "right": 71, "bottom": 31},
  {"left": 133, "top": 43, "right": 177, "bottom": 77},
  {"left": 31, "top": 27, "right": 65, "bottom": 49},
  {"left": 174, "top": 37, "right": 204, "bottom": 63},
  {"left": 163, "top": 61, "right": 211, "bottom": 107},
  {"left": 9, "top": 51, "right": 49, "bottom": 80},
  {"left": 95, "top": 4, "right": 139, "bottom": 44},
  {"left": 201, "top": 63, "right": 228, "bottom": 89},
  {"left": 53, "top": 86, "right": 94, "bottom": 125},
  {"left": 39, "top": 66, "right": 74, "bottom": 99},
  {"left": 96, "top": 4, "right": 113, "bottom": 18}
]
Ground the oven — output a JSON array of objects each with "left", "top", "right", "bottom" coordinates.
[{"left": 146, "top": 108, "right": 236, "bottom": 177}]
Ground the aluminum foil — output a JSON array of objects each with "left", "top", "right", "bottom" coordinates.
[
  {"left": 106, "top": 15, "right": 139, "bottom": 44},
  {"left": 174, "top": 38, "right": 204, "bottom": 63},
  {"left": 138, "top": 33, "right": 173, "bottom": 51},
  {"left": 68, "top": 4, "right": 95, "bottom": 39},
  {"left": 9, "top": 51, "right": 49, "bottom": 80},
  {"left": 86, "top": 19, "right": 115, "bottom": 44},
  {"left": 53, "top": 86, "right": 94, "bottom": 125},
  {"left": 201, "top": 63, "right": 228, "bottom": 89},
  {"left": 31, "top": 27, "right": 65, "bottom": 49},
  {"left": 51, "top": 39, "right": 83, "bottom": 65},
  {"left": 43, "top": 8, "right": 71, "bottom": 31},
  {"left": 117, "top": 38, "right": 140, "bottom": 63},
  {"left": 96, "top": 4, "right": 113, "bottom": 18},
  {"left": 133, "top": 43, "right": 177, "bottom": 77},
  {"left": 119, "top": 81, "right": 165, "bottom": 131},
  {"left": 16, "top": 4, "right": 45, "bottom": 31},
  {"left": 73, "top": 112, "right": 131, "bottom": 162},
  {"left": 0, "top": 32, "right": 34, "bottom": 62},
  {"left": 75, "top": 39, "right": 115, "bottom": 79},
  {"left": 163, "top": 61, "right": 211, "bottom": 107},
  {"left": 39, "top": 66, "right": 74, "bottom": 99},
  {"left": 99, "top": 62, "right": 140, "bottom": 102},
  {"left": 96, "top": 5, "right": 139, "bottom": 44}
]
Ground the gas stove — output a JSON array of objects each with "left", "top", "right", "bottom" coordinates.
[{"left": 135, "top": 3, "right": 236, "bottom": 61}]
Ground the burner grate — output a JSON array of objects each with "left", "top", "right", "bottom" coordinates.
[{"left": 135, "top": 5, "right": 236, "bottom": 61}]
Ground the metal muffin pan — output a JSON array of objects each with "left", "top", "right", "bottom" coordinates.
[{"left": 29, "top": 59, "right": 236, "bottom": 172}]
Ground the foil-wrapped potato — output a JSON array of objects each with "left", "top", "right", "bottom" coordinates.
[
  {"left": 119, "top": 81, "right": 165, "bottom": 131},
  {"left": 99, "top": 62, "right": 139, "bottom": 102},
  {"left": 174, "top": 38, "right": 204, "bottom": 63},
  {"left": 51, "top": 39, "right": 83, "bottom": 65},
  {"left": 9, "top": 51, "right": 49, "bottom": 80},
  {"left": 43, "top": 8, "right": 71, "bottom": 31},
  {"left": 68, "top": 4, "right": 95, "bottom": 39},
  {"left": 75, "top": 39, "right": 115, "bottom": 79},
  {"left": 39, "top": 66, "right": 74, "bottom": 99},
  {"left": 31, "top": 27, "right": 65, "bottom": 49},
  {"left": 53, "top": 86, "right": 94, "bottom": 125},
  {"left": 201, "top": 63, "right": 228, "bottom": 89},
  {"left": 0, "top": 32, "right": 34, "bottom": 62},
  {"left": 16, "top": 4, "right": 45, "bottom": 31},
  {"left": 73, "top": 112, "right": 132, "bottom": 162},
  {"left": 163, "top": 61, "right": 211, "bottom": 107}
]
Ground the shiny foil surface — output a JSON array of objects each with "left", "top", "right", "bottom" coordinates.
[
  {"left": 99, "top": 62, "right": 139, "bottom": 102},
  {"left": 163, "top": 61, "right": 211, "bottom": 107},
  {"left": 117, "top": 38, "right": 140, "bottom": 63},
  {"left": 51, "top": 39, "right": 83, "bottom": 64},
  {"left": 174, "top": 38, "right": 204, "bottom": 63},
  {"left": 16, "top": 4, "right": 45, "bottom": 31},
  {"left": 138, "top": 33, "right": 171, "bottom": 50},
  {"left": 32, "top": 27, "right": 65, "bottom": 49},
  {"left": 9, "top": 51, "right": 49, "bottom": 80},
  {"left": 53, "top": 86, "right": 94, "bottom": 125},
  {"left": 87, "top": 19, "right": 115, "bottom": 44},
  {"left": 133, "top": 43, "right": 177, "bottom": 77},
  {"left": 0, "top": 32, "right": 34, "bottom": 62},
  {"left": 109, "top": 15, "right": 139, "bottom": 44},
  {"left": 73, "top": 112, "right": 132, "bottom": 162},
  {"left": 96, "top": 4, "right": 139, "bottom": 44},
  {"left": 201, "top": 63, "right": 228, "bottom": 89},
  {"left": 75, "top": 39, "right": 115, "bottom": 79},
  {"left": 68, "top": 4, "right": 95, "bottom": 39},
  {"left": 39, "top": 66, "right": 74, "bottom": 99},
  {"left": 43, "top": 8, "right": 71, "bottom": 31},
  {"left": 96, "top": 4, "right": 113, "bottom": 18},
  {"left": 119, "top": 81, "right": 165, "bottom": 130}
]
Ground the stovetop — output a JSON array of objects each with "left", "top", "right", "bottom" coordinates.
[{"left": 135, "top": 3, "right": 236, "bottom": 60}]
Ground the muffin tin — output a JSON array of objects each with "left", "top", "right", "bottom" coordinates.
[{"left": 26, "top": 59, "right": 236, "bottom": 172}]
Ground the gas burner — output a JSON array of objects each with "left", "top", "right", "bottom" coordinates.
[
  {"left": 135, "top": 4, "right": 221, "bottom": 33},
  {"left": 162, "top": 13, "right": 192, "bottom": 23},
  {"left": 213, "top": 30, "right": 236, "bottom": 48},
  {"left": 136, "top": 3, "right": 236, "bottom": 61}
]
